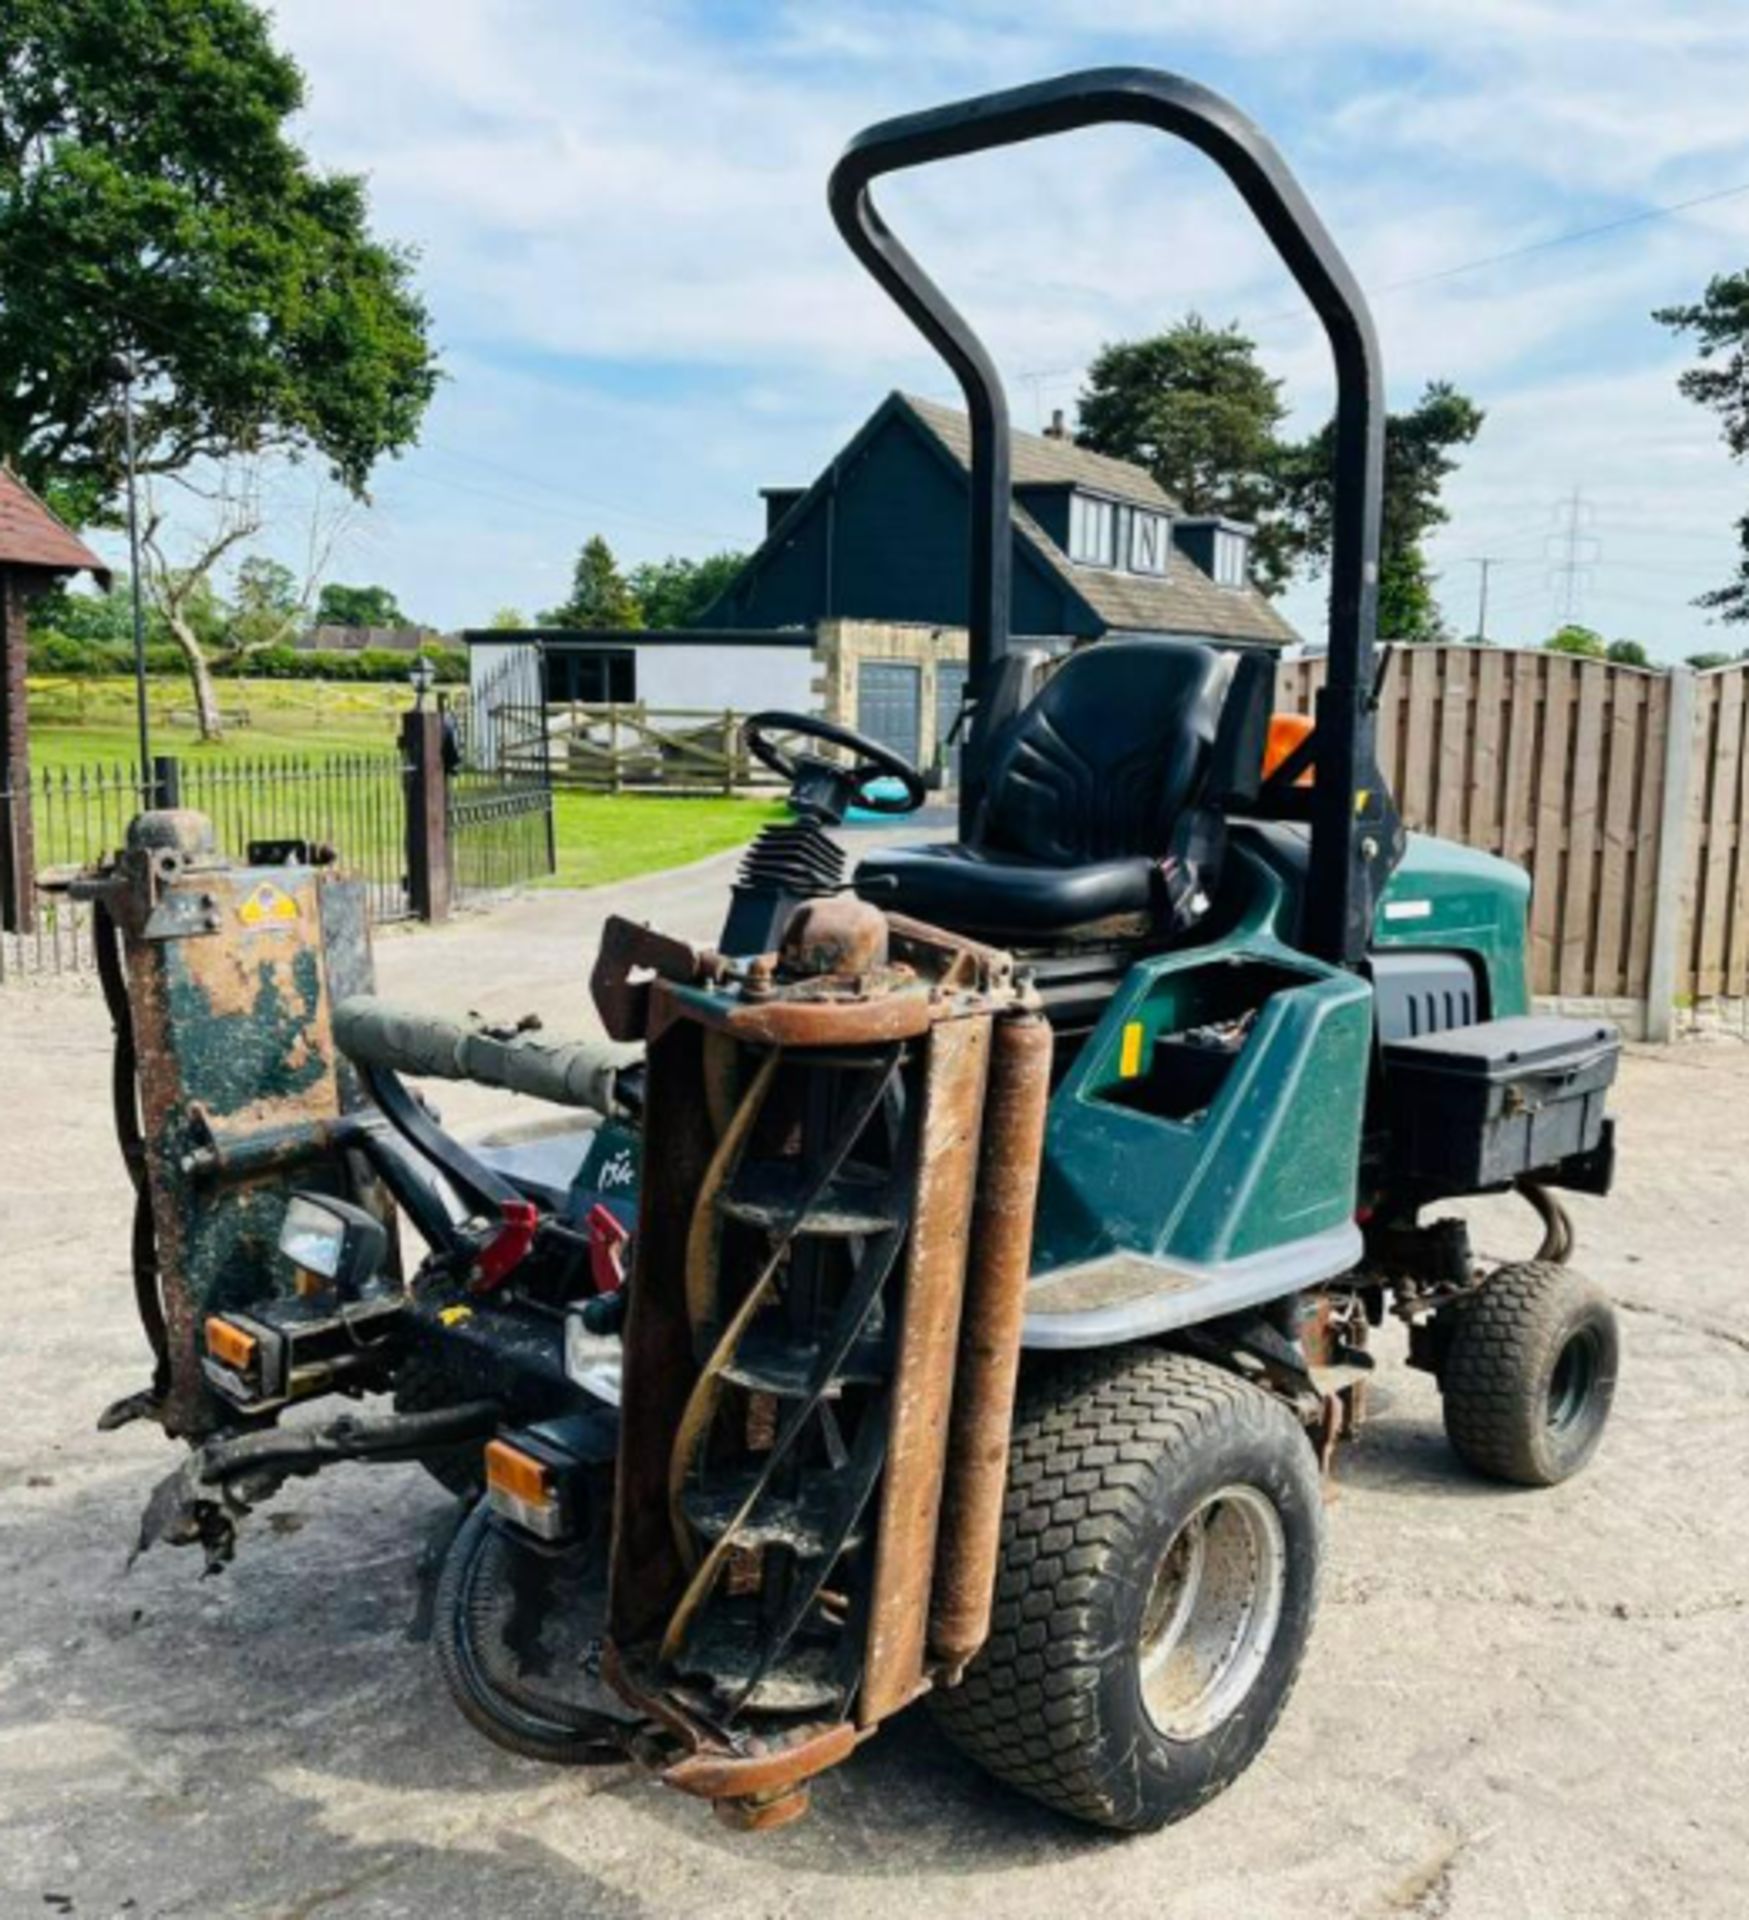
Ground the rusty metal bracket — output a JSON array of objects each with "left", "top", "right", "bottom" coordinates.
[{"left": 591, "top": 914, "right": 719, "bottom": 1040}]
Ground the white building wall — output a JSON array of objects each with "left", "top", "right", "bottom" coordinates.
[{"left": 631, "top": 643, "right": 816, "bottom": 712}]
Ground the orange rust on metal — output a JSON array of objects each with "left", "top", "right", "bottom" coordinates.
[
  {"left": 713, "top": 1787, "right": 812, "bottom": 1832},
  {"left": 660, "top": 1719, "right": 859, "bottom": 1801},
  {"left": 929, "top": 1008, "right": 1053, "bottom": 1679},
  {"left": 607, "top": 1019, "right": 722, "bottom": 1647},
  {"left": 666, "top": 978, "right": 935, "bottom": 1047},
  {"left": 125, "top": 860, "right": 345, "bottom": 1438},
  {"left": 859, "top": 1011, "right": 992, "bottom": 1726},
  {"left": 885, "top": 912, "right": 1015, "bottom": 993},
  {"left": 778, "top": 896, "right": 890, "bottom": 980},
  {"left": 590, "top": 913, "right": 713, "bottom": 1040}
]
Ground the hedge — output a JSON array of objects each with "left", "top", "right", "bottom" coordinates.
[{"left": 26, "top": 633, "right": 468, "bottom": 684}]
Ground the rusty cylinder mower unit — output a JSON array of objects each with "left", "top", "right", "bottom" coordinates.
[
  {"left": 603, "top": 899, "right": 1050, "bottom": 1829},
  {"left": 78, "top": 810, "right": 387, "bottom": 1440}
]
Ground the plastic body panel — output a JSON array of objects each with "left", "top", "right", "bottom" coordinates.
[
  {"left": 1029, "top": 841, "right": 1372, "bottom": 1282},
  {"left": 1374, "top": 834, "right": 1531, "bottom": 1018}
]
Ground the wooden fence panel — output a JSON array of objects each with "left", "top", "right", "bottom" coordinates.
[{"left": 1263, "top": 644, "right": 1686, "bottom": 1003}]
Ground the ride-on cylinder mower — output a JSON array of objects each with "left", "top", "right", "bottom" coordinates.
[{"left": 89, "top": 67, "right": 1624, "bottom": 1838}]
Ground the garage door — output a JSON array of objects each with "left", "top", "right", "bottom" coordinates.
[
  {"left": 935, "top": 661, "right": 969, "bottom": 784},
  {"left": 856, "top": 661, "right": 922, "bottom": 768}
]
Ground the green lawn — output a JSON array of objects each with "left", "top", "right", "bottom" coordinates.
[
  {"left": 26, "top": 675, "right": 404, "bottom": 769},
  {"left": 24, "top": 678, "right": 784, "bottom": 890},
  {"left": 545, "top": 791, "right": 785, "bottom": 890}
]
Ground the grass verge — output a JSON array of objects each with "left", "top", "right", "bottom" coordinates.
[{"left": 545, "top": 792, "right": 784, "bottom": 890}]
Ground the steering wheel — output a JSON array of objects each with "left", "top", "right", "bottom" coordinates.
[{"left": 743, "top": 711, "right": 927, "bottom": 818}]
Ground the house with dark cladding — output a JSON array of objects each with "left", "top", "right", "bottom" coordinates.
[
  {"left": 464, "top": 391, "right": 1299, "bottom": 781},
  {"left": 706, "top": 391, "right": 1298, "bottom": 650}
]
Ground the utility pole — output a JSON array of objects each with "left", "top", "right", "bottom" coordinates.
[
  {"left": 1469, "top": 557, "right": 1505, "bottom": 643},
  {"left": 1550, "top": 487, "right": 1598, "bottom": 628},
  {"left": 111, "top": 356, "right": 153, "bottom": 797}
]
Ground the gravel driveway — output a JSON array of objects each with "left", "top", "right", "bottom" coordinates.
[{"left": 1, "top": 844, "right": 1745, "bottom": 1919}]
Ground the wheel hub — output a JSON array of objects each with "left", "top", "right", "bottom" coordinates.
[{"left": 1138, "top": 1483, "right": 1286, "bottom": 1742}]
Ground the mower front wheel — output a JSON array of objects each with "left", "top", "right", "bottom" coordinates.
[
  {"left": 434, "top": 1502, "right": 635, "bottom": 1766},
  {"left": 930, "top": 1348, "right": 1323, "bottom": 1833},
  {"left": 1439, "top": 1261, "right": 1619, "bottom": 1487}
]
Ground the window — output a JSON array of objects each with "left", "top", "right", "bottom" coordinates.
[
  {"left": 548, "top": 648, "right": 635, "bottom": 702},
  {"left": 1130, "top": 511, "right": 1169, "bottom": 575},
  {"left": 1212, "top": 529, "right": 1249, "bottom": 589},
  {"left": 1069, "top": 492, "right": 1116, "bottom": 566}
]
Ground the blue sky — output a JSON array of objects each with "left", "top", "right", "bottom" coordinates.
[{"left": 170, "top": 0, "right": 1749, "bottom": 655}]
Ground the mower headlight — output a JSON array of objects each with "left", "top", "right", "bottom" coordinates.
[{"left": 278, "top": 1192, "right": 388, "bottom": 1298}]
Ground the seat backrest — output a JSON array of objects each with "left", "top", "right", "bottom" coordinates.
[{"left": 975, "top": 639, "right": 1229, "bottom": 864}]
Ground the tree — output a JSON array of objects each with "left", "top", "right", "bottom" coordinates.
[
  {"left": 229, "top": 554, "right": 301, "bottom": 656},
  {"left": 318, "top": 582, "right": 405, "bottom": 629},
  {"left": 1657, "top": 273, "right": 1749, "bottom": 621},
  {"left": 1280, "top": 381, "right": 1485, "bottom": 642},
  {"left": 488, "top": 606, "right": 527, "bottom": 630},
  {"left": 0, "top": 0, "right": 439, "bottom": 522},
  {"left": 626, "top": 552, "right": 747, "bottom": 627},
  {"left": 1606, "top": 638, "right": 1651, "bottom": 667},
  {"left": 544, "top": 536, "right": 641, "bottom": 630},
  {"left": 1544, "top": 624, "right": 1607, "bottom": 659},
  {"left": 1077, "top": 318, "right": 1295, "bottom": 591}
]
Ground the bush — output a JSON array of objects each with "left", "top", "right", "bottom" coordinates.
[
  {"left": 26, "top": 631, "right": 467, "bottom": 685},
  {"left": 28, "top": 631, "right": 183, "bottom": 676},
  {"left": 221, "top": 644, "right": 466, "bottom": 683}
]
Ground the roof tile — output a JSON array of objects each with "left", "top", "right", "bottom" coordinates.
[{"left": 0, "top": 471, "right": 109, "bottom": 582}]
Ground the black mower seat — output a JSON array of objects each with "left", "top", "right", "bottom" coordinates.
[
  {"left": 855, "top": 638, "right": 1233, "bottom": 942},
  {"left": 857, "top": 841, "right": 1155, "bottom": 939}
]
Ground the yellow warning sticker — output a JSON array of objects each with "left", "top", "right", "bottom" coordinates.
[
  {"left": 239, "top": 881, "right": 299, "bottom": 927},
  {"left": 1118, "top": 1020, "right": 1145, "bottom": 1080}
]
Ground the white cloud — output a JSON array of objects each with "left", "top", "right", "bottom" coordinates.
[{"left": 259, "top": 0, "right": 1749, "bottom": 650}]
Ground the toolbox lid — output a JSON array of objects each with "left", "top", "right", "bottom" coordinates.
[{"left": 1382, "top": 1014, "right": 1619, "bottom": 1079}]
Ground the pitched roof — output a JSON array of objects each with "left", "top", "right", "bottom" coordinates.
[
  {"left": 898, "top": 394, "right": 1296, "bottom": 647},
  {"left": 0, "top": 470, "right": 110, "bottom": 584},
  {"left": 902, "top": 393, "right": 1178, "bottom": 509}
]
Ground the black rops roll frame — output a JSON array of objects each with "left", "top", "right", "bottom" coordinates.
[{"left": 827, "top": 66, "right": 1401, "bottom": 967}]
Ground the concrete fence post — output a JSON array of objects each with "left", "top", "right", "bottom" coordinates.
[
  {"left": 401, "top": 708, "right": 451, "bottom": 923},
  {"left": 1644, "top": 667, "right": 1697, "bottom": 1044}
]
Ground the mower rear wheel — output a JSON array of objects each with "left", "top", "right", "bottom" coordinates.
[
  {"left": 929, "top": 1348, "right": 1323, "bottom": 1833},
  {"left": 1439, "top": 1261, "right": 1619, "bottom": 1487}
]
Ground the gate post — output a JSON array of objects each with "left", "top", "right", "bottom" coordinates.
[
  {"left": 1644, "top": 667, "right": 1696, "bottom": 1044},
  {"left": 401, "top": 708, "right": 451, "bottom": 923},
  {"left": 152, "top": 754, "right": 182, "bottom": 811}
]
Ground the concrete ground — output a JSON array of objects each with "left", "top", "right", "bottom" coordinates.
[{"left": 1, "top": 845, "right": 1746, "bottom": 1919}]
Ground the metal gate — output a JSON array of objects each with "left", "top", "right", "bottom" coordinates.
[
  {"left": 856, "top": 661, "right": 922, "bottom": 768},
  {"left": 935, "top": 660, "right": 968, "bottom": 785}
]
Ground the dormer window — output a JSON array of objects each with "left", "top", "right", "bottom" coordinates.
[
  {"left": 1069, "top": 492, "right": 1115, "bottom": 565},
  {"left": 1171, "top": 516, "right": 1253, "bottom": 590},
  {"left": 1068, "top": 492, "right": 1171, "bottom": 575},
  {"left": 1130, "top": 510, "right": 1169, "bottom": 576},
  {"left": 1211, "top": 527, "right": 1249, "bottom": 587}
]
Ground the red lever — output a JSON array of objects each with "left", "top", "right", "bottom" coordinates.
[
  {"left": 473, "top": 1199, "right": 541, "bottom": 1292},
  {"left": 585, "top": 1203, "right": 629, "bottom": 1295}
]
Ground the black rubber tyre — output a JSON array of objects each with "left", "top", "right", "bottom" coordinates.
[
  {"left": 1440, "top": 1261, "right": 1619, "bottom": 1487},
  {"left": 433, "top": 1502, "right": 634, "bottom": 1766},
  {"left": 393, "top": 1352, "right": 486, "bottom": 1498},
  {"left": 930, "top": 1349, "right": 1324, "bottom": 1834}
]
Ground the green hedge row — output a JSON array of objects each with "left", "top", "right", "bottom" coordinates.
[{"left": 27, "top": 633, "right": 468, "bottom": 684}]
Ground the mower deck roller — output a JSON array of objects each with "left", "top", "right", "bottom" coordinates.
[{"left": 603, "top": 904, "right": 1050, "bottom": 1827}]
